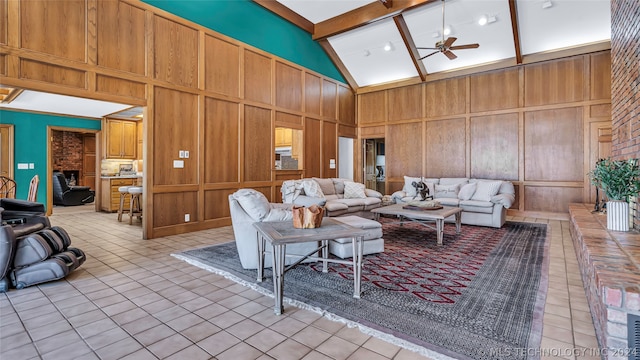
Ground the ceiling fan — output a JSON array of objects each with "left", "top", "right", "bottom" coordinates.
[{"left": 417, "top": 0, "right": 479, "bottom": 60}]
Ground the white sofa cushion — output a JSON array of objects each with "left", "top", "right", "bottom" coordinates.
[
  {"left": 344, "top": 181, "right": 367, "bottom": 199},
  {"left": 232, "top": 189, "right": 270, "bottom": 221},
  {"left": 458, "top": 182, "right": 477, "bottom": 200},
  {"left": 303, "top": 179, "right": 325, "bottom": 198},
  {"left": 471, "top": 181, "right": 502, "bottom": 202}
]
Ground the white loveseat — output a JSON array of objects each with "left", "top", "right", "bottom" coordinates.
[
  {"left": 281, "top": 178, "right": 383, "bottom": 218},
  {"left": 391, "top": 177, "right": 515, "bottom": 228}
]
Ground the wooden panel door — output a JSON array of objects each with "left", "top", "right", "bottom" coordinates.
[
  {"left": 82, "top": 134, "right": 96, "bottom": 188},
  {"left": 122, "top": 121, "right": 137, "bottom": 159},
  {"left": 0, "top": 125, "right": 12, "bottom": 178},
  {"left": 107, "top": 120, "right": 124, "bottom": 158}
]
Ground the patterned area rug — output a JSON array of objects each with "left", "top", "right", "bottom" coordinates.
[{"left": 173, "top": 220, "right": 549, "bottom": 360}]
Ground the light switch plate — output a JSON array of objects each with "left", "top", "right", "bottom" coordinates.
[
  {"left": 17, "top": 163, "right": 28, "bottom": 170},
  {"left": 179, "top": 150, "right": 185, "bottom": 158},
  {"left": 184, "top": 150, "right": 189, "bottom": 158},
  {"left": 29, "top": 163, "right": 35, "bottom": 169},
  {"left": 173, "top": 160, "right": 184, "bottom": 168}
]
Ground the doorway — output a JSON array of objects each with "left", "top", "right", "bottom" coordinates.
[
  {"left": 338, "top": 137, "right": 354, "bottom": 180},
  {"left": 363, "top": 138, "right": 385, "bottom": 194}
]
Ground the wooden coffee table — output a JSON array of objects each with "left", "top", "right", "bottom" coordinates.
[{"left": 371, "top": 204, "right": 462, "bottom": 245}]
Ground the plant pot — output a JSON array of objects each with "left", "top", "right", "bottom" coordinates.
[{"left": 606, "top": 200, "right": 630, "bottom": 231}]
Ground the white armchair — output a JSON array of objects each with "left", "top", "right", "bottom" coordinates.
[{"left": 228, "top": 189, "right": 319, "bottom": 269}]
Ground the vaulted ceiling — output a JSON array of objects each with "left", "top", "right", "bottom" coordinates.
[{"left": 256, "top": 0, "right": 611, "bottom": 91}]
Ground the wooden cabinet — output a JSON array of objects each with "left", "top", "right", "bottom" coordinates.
[
  {"left": 106, "top": 119, "right": 137, "bottom": 159},
  {"left": 275, "top": 128, "right": 292, "bottom": 147},
  {"left": 100, "top": 177, "right": 138, "bottom": 212},
  {"left": 137, "top": 121, "right": 143, "bottom": 160}
]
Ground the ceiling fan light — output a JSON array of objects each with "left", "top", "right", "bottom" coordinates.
[{"left": 478, "top": 15, "right": 488, "bottom": 26}]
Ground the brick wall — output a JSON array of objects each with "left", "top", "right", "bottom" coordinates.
[
  {"left": 611, "top": 0, "right": 640, "bottom": 230},
  {"left": 52, "top": 130, "right": 84, "bottom": 180}
]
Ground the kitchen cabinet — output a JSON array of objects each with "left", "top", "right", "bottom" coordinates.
[
  {"left": 106, "top": 119, "right": 137, "bottom": 159},
  {"left": 100, "top": 177, "right": 139, "bottom": 212}
]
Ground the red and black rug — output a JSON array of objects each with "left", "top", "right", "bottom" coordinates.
[{"left": 174, "top": 220, "right": 549, "bottom": 360}]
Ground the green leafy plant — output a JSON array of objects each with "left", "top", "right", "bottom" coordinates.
[{"left": 589, "top": 158, "right": 640, "bottom": 201}]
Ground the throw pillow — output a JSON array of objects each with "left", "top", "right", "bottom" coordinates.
[
  {"left": 343, "top": 181, "right": 367, "bottom": 199},
  {"left": 332, "top": 178, "right": 347, "bottom": 194},
  {"left": 233, "top": 189, "right": 271, "bottom": 221},
  {"left": 458, "top": 183, "right": 477, "bottom": 201},
  {"left": 303, "top": 179, "right": 325, "bottom": 198},
  {"left": 403, "top": 176, "right": 422, "bottom": 197},
  {"left": 312, "top": 178, "right": 336, "bottom": 195},
  {"left": 434, "top": 184, "right": 460, "bottom": 199},
  {"left": 471, "top": 181, "right": 502, "bottom": 202}
]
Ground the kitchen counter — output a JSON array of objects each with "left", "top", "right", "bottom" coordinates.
[{"left": 100, "top": 175, "right": 142, "bottom": 179}]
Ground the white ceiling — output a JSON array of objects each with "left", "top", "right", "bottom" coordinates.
[{"left": 277, "top": 0, "right": 611, "bottom": 87}]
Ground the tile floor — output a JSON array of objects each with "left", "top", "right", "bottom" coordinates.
[{"left": 0, "top": 206, "right": 600, "bottom": 360}]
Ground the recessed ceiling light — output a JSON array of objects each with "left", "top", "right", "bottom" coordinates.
[
  {"left": 443, "top": 26, "right": 452, "bottom": 36},
  {"left": 383, "top": 42, "right": 392, "bottom": 51},
  {"left": 478, "top": 15, "right": 488, "bottom": 26}
]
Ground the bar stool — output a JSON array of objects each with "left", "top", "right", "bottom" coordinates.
[
  {"left": 117, "top": 186, "right": 132, "bottom": 222},
  {"left": 128, "top": 186, "right": 143, "bottom": 225}
]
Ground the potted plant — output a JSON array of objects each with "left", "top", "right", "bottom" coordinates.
[{"left": 589, "top": 158, "right": 640, "bottom": 231}]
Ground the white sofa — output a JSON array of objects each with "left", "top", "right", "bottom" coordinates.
[
  {"left": 391, "top": 177, "right": 515, "bottom": 228},
  {"left": 229, "top": 189, "right": 320, "bottom": 269},
  {"left": 281, "top": 178, "right": 383, "bottom": 218}
]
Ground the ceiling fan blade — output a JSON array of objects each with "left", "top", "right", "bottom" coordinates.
[
  {"left": 443, "top": 37, "right": 457, "bottom": 48},
  {"left": 419, "top": 51, "right": 439, "bottom": 61},
  {"left": 450, "top": 43, "right": 480, "bottom": 50},
  {"left": 416, "top": 47, "right": 440, "bottom": 50},
  {"left": 443, "top": 50, "right": 457, "bottom": 60}
]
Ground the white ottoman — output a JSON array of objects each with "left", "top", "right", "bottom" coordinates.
[{"left": 330, "top": 215, "right": 384, "bottom": 259}]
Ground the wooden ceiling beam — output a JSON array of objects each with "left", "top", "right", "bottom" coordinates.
[
  {"left": 253, "top": 0, "right": 314, "bottom": 33},
  {"left": 393, "top": 14, "right": 428, "bottom": 81},
  {"left": 508, "top": 0, "right": 523, "bottom": 64},
  {"left": 313, "top": 0, "right": 438, "bottom": 41},
  {"left": 317, "top": 39, "right": 359, "bottom": 91},
  {"left": 379, "top": 0, "right": 393, "bottom": 9}
]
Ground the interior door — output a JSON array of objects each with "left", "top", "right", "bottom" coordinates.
[
  {"left": 363, "top": 139, "right": 376, "bottom": 190},
  {"left": 0, "top": 125, "right": 13, "bottom": 178}
]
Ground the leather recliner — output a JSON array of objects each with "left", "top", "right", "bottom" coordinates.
[{"left": 52, "top": 172, "right": 95, "bottom": 206}]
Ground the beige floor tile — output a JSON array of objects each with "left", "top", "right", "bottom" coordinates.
[
  {"left": 267, "top": 338, "right": 312, "bottom": 360},
  {"left": 362, "top": 336, "right": 402, "bottom": 358},
  {"left": 196, "top": 330, "right": 241, "bottom": 356},
  {"left": 316, "top": 335, "right": 359, "bottom": 359}
]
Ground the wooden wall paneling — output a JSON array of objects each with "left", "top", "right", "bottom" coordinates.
[
  {"left": 275, "top": 61, "right": 302, "bottom": 111},
  {"left": 387, "top": 122, "right": 423, "bottom": 179},
  {"left": 425, "top": 118, "right": 466, "bottom": 178},
  {"left": 588, "top": 121, "right": 612, "bottom": 202},
  {"left": 304, "top": 118, "right": 321, "bottom": 178},
  {"left": 590, "top": 104, "right": 611, "bottom": 118},
  {"left": 96, "top": 75, "right": 146, "bottom": 100},
  {"left": 153, "top": 192, "right": 198, "bottom": 227},
  {"left": 244, "top": 105, "right": 272, "bottom": 182},
  {"left": 470, "top": 113, "right": 519, "bottom": 180},
  {"left": 275, "top": 112, "right": 303, "bottom": 128},
  {"left": 425, "top": 77, "right": 466, "bottom": 117},
  {"left": 153, "top": 87, "right": 199, "bottom": 185},
  {"left": 322, "top": 79, "right": 337, "bottom": 120},
  {"left": 19, "top": 60, "right": 86, "bottom": 88},
  {"left": 253, "top": 186, "right": 273, "bottom": 202},
  {"left": 388, "top": 84, "right": 422, "bottom": 122},
  {"left": 338, "top": 84, "right": 355, "bottom": 126},
  {"left": 96, "top": 0, "right": 146, "bottom": 75},
  {"left": 470, "top": 68, "right": 519, "bottom": 112},
  {"left": 524, "top": 107, "right": 584, "bottom": 181},
  {"left": 590, "top": 52, "right": 611, "bottom": 100},
  {"left": 153, "top": 16, "right": 198, "bottom": 88},
  {"left": 524, "top": 57, "right": 585, "bottom": 106},
  {"left": 304, "top": 73, "right": 321, "bottom": 116},
  {"left": 322, "top": 121, "right": 337, "bottom": 177},
  {"left": 360, "top": 126, "right": 385, "bottom": 138},
  {"left": 338, "top": 125, "right": 356, "bottom": 138},
  {"left": 204, "top": 189, "right": 235, "bottom": 220},
  {"left": 204, "top": 35, "right": 240, "bottom": 97},
  {"left": 20, "top": 0, "right": 86, "bottom": 62},
  {"left": 524, "top": 186, "right": 583, "bottom": 213},
  {"left": 244, "top": 50, "right": 271, "bottom": 104},
  {"left": 358, "top": 91, "right": 386, "bottom": 124},
  {"left": 204, "top": 97, "right": 239, "bottom": 183},
  {"left": 0, "top": 54, "right": 5, "bottom": 76},
  {"left": 0, "top": 0, "right": 6, "bottom": 45}
]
